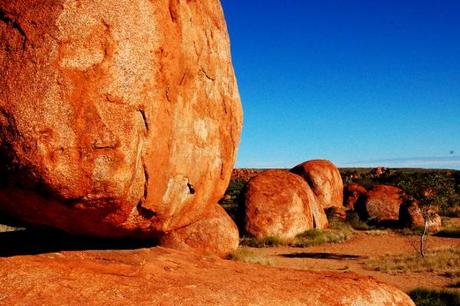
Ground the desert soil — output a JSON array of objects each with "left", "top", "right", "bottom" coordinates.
[{"left": 244, "top": 229, "right": 460, "bottom": 292}]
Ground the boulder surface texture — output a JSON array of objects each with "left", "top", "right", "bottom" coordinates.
[
  {"left": 244, "top": 170, "right": 317, "bottom": 240},
  {"left": 0, "top": 0, "right": 242, "bottom": 238},
  {"left": 160, "top": 204, "right": 239, "bottom": 258},
  {"left": 364, "top": 185, "right": 404, "bottom": 223},
  {"left": 291, "top": 159, "right": 344, "bottom": 209},
  {"left": 399, "top": 203, "right": 442, "bottom": 234},
  {"left": 0, "top": 247, "right": 415, "bottom": 306},
  {"left": 344, "top": 183, "right": 367, "bottom": 209}
]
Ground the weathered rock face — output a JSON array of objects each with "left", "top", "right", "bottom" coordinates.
[
  {"left": 400, "top": 200, "right": 425, "bottom": 229},
  {"left": 291, "top": 159, "right": 344, "bottom": 209},
  {"left": 0, "top": 247, "right": 415, "bottom": 306},
  {"left": 364, "top": 185, "right": 404, "bottom": 223},
  {"left": 244, "top": 170, "right": 316, "bottom": 240},
  {"left": 344, "top": 183, "right": 367, "bottom": 209},
  {"left": 0, "top": 0, "right": 242, "bottom": 237},
  {"left": 399, "top": 201, "right": 442, "bottom": 233},
  {"left": 160, "top": 204, "right": 239, "bottom": 258}
]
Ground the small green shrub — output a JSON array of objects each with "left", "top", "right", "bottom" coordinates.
[
  {"left": 240, "top": 222, "right": 353, "bottom": 248},
  {"left": 409, "top": 288, "right": 460, "bottom": 306},
  {"left": 346, "top": 211, "right": 374, "bottom": 230},
  {"left": 291, "top": 222, "right": 353, "bottom": 247},
  {"left": 240, "top": 236, "right": 285, "bottom": 248}
]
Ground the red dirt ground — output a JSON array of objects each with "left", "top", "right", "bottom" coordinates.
[{"left": 247, "top": 229, "right": 460, "bottom": 292}]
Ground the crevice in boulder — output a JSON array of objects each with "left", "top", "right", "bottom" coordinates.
[
  {"left": 200, "top": 67, "right": 215, "bottom": 81},
  {"left": 0, "top": 10, "right": 27, "bottom": 50},
  {"left": 136, "top": 161, "right": 156, "bottom": 219},
  {"left": 138, "top": 108, "right": 149, "bottom": 132},
  {"left": 136, "top": 202, "right": 157, "bottom": 219},
  {"left": 186, "top": 180, "right": 196, "bottom": 195},
  {"left": 168, "top": 0, "right": 179, "bottom": 23}
]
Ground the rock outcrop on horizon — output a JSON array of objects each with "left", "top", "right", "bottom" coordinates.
[
  {"left": 291, "top": 159, "right": 344, "bottom": 209},
  {"left": 362, "top": 185, "right": 404, "bottom": 223},
  {"left": 0, "top": 0, "right": 242, "bottom": 239},
  {"left": 244, "top": 170, "right": 315, "bottom": 240},
  {"left": 160, "top": 204, "right": 239, "bottom": 258},
  {"left": 0, "top": 247, "right": 416, "bottom": 306}
]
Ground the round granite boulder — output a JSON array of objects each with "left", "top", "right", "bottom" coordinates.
[
  {"left": 291, "top": 159, "right": 344, "bottom": 209},
  {"left": 0, "top": 0, "right": 242, "bottom": 238},
  {"left": 244, "top": 170, "right": 317, "bottom": 240}
]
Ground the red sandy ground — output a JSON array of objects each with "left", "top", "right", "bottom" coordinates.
[{"left": 249, "top": 229, "right": 460, "bottom": 292}]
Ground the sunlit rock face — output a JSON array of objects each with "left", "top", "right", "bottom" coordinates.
[
  {"left": 363, "top": 185, "right": 404, "bottom": 223},
  {"left": 0, "top": 0, "right": 242, "bottom": 238},
  {"left": 160, "top": 204, "right": 239, "bottom": 258},
  {"left": 291, "top": 159, "right": 344, "bottom": 209},
  {"left": 244, "top": 170, "right": 315, "bottom": 241}
]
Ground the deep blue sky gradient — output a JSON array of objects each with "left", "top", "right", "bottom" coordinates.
[{"left": 221, "top": 0, "right": 460, "bottom": 169}]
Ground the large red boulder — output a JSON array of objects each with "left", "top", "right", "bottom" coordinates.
[
  {"left": 0, "top": 248, "right": 415, "bottom": 305},
  {"left": 291, "top": 159, "right": 344, "bottom": 209},
  {"left": 0, "top": 1, "right": 242, "bottom": 238},
  {"left": 244, "top": 170, "right": 319, "bottom": 240},
  {"left": 344, "top": 183, "right": 367, "bottom": 209},
  {"left": 160, "top": 204, "right": 239, "bottom": 258},
  {"left": 364, "top": 185, "right": 405, "bottom": 223}
]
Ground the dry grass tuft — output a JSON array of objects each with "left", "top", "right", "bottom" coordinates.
[
  {"left": 229, "top": 248, "right": 275, "bottom": 266},
  {"left": 365, "top": 247, "right": 460, "bottom": 274},
  {"left": 240, "top": 220, "right": 354, "bottom": 248}
]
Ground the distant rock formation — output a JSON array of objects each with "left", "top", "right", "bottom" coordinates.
[
  {"left": 291, "top": 159, "right": 344, "bottom": 209},
  {"left": 244, "top": 170, "right": 315, "bottom": 240},
  {"left": 160, "top": 204, "right": 239, "bottom": 258},
  {"left": 370, "top": 166, "right": 390, "bottom": 178},
  {"left": 0, "top": 0, "right": 242, "bottom": 245},
  {"left": 362, "top": 185, "right": 405, "bottom": 223}
]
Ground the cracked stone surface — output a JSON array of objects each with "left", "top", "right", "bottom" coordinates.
[{"left": 0, "top": 0, "right": 242, "bottom": 238}]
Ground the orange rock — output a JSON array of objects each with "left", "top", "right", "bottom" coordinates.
[
  {"left": 400, "top": 200, "right": 442, "bottom": 233},
  {"left": 0, "top": 0, "right": 242, "bottom": 237},
  {"left": 0, "top": 248, "right": 415, "bottom": 305},
  {"left": 364, "top": 185, "right": 404, "bottom": 223},
  {"left": 291, "top": 159, "right": 344, "bottom": 209},
  {"left": 160, "top": 204, "right": 239, "bottom": 258},
  {"left": 244, "top": 170, "right": 326, "bottom": 241},
  {"left": 400, "top": 200, "right": 425, "bottom": 229},
  {"left": 344, "top": 183, "right": 367, "bottom": 209}
]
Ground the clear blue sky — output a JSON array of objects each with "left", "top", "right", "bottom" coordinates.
[{"left": 221, "top": 0, "right": 460, "bottom": 169}]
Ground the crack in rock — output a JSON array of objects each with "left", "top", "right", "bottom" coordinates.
[{"left": 0, "top": 10, "right": 27, "bottom": 49}]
